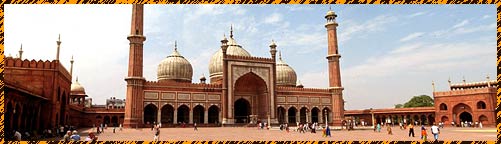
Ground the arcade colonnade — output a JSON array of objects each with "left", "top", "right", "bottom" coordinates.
[
  {"left": 143, "top": 103, "right": 221, "bottom": 125},
  {"left": 276, "top": 106, "right": 333, "bottom": 125}
]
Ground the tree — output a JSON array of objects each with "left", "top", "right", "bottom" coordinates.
[
  {"left": 394, "top": 104, "right": 403, "bottom": 108},
  {"left": 403, "top": 95, "right": 434, "bottom": 108}
]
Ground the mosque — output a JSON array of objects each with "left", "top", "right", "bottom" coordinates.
[{"left": 3, "top": 4, "right": 496, "bottom": 135}]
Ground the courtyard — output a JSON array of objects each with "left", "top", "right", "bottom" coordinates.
[{"left": 75, "top": 126, "right": 495, "bottom": 141}]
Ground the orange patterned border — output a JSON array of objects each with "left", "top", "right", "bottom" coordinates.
[{"left": 0, "top": 0, "right": 498, "bottom": 143}]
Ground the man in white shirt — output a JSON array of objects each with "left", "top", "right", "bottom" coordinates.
[
  {"left": 14, "top": 130, "right": 22, "bottom": 141},
  {"left": 431, "top": 124, "right": 440, "bottom": 141}
]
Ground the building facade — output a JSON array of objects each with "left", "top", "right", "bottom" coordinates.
[{"left": 123, "top": 4, "right": 344, "bottom": 128}]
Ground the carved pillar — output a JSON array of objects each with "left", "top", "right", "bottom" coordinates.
[
  {"left": 189, "top": 109, "right": 193, "bottom": 124},
  {"left": 319, "top": 112, "right": 324, "bottom": 123},
  {"left": 157, "top": 108, "right": 162, "bottom": 124},
  {"left": 173, "top": 109, "right": 178, "bottom": 124},
  {"left": 296, "top": 111, "right": 300, "bottom": 123},
  {"left": 204, "top": 109, "right": 209, "bottom": 124},
  {"left": 285, "top": 111, "right": 289, "bottom": 124}
]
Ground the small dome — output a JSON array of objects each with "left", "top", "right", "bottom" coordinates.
[
  {"left": 71, "top": 77, "right": 86, "bottom": 95},
  {"left": 209, "top": 34, "right": 251, "bottom": 81},
  {"left": 325, "top": 10, "right": 337, "bottom": 18},
  {"left": 276, "top": 53, "right": 297, "bottom": 86},
  {"left": 157, "top": 43, "right": 193, "bottom": 82}
]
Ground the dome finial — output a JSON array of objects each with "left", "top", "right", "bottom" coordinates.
[
  {"left": 279, "top": 51, "right": 282, "bottom": 60},
  {"left": 230, "top": 24, "right": 234, "bottom": 38},
  {"left": 174, "top": 41, "right": 178, "bottom": 51}
]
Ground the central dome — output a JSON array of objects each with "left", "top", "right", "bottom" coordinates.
[
  {"left": 157, "top": 43, "right": 193, "bottom": 82},
  {"left": 276, "top": 52, "right": 297, "bottom": 86},
  {"left": 209, "top": 32, "right": 251, "bottom": 81}
]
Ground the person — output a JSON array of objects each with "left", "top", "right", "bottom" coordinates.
[
  {"left": 322, "top": 127, "right": 326, "bottom": 137},
  {"left": 325, "top": 126, "right": 331, "bottom": 137},
  {"left": 14, "top": 130, "right": 22, "bottom": 141},
  {"left": 63, "top": 131, "right": 72, "bottom": 141},
  {"left": 70, "top": 130, "right": 81, "bottom": 141},
  {"left": 376, "top": 123, "right": 381, "bottom": 132},
  {"left": 194, "top": 123, "right": 198, "bottom": 131},
  {"left": 408, "top": 123, "right": 415, "bottom": 137},
  {"left": 479, "top": 121, "right": 483, "bottom": 128},
  {"left": 421, "top": 125, "right": 427, "bottom": 141},
  {"left": 153, "top": 126, "right": 160, "bottom": 141},
  {"left": 387, "top": 124, "right": 392, "bottom": 135},
  {"left": 119, "top": 124, "right": 123, "bottom": 131},
  {"left": 97, "top": 125, "right": 101, "bottom": 134},
  {"left": 84, "top": 132, "right": 98, "bottom": 142},
  {"left": 431, "top": 123, "right": 440, "bottom": 141},
  {"left": 285, "top": 123, "right": 289, "bottom": 133}
]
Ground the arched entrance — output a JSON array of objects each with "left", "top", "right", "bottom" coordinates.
[
  {"left": 59, "top": 92, "right": 67, "bottom": 125},
  {"left": 322, "top": 107, "right": 331, "bottom": 124},
  {"left": 104, "top": 116, "right": 111, "bottom": 125},
  {"left": 428, "top": 115, "right": 435, "bottom": 125},
  {"left": 288, "top": 107, "right": 297, "bottom": 124},
  {"left": 13, "top": 104, "right": 21, "bottom": 131},
  {"left": 479, "top": 115, "right": 488, "bottom": 123},
  {"left": 453, "top": 103, "right": 473, "bottom": 124},
  {"left": 111, "top": 116, "right": 118, "bottom": 126},
  {"left": 208, "top": 105, "right": 219, "bottom": 124},
  {"left": 300, "top": 107, "right": 308, "bottom": 123},
  {"left": 441, "top": 116, "right": 449, "bottom": 122},
  {"left": 193, "top": 105, "right": 205, "bottom": 124},
  {"left": 459, "top": 112, "right": 472, "bottom": 123},
  {"left": 277, "top": 107, "right": 286, "bottom": 124},
  {"left": 311, "top": 107, "right": 319, "bottom": 123},
  {"left": 234, "top": 98, "right": 251, "bottom": 123},
  {"left": 234, "top": 72, "right": 268, "bottom": 121},
  {"left": 161, "top": 104, "right": 174, "bottom": 124},
  {"left": 143, "top": 104, "right": 157, "bottom": 124},
  {"left": 177, "top": 105, "right": 190, "bottom": 123},
  {"left": 6, "top": 102, "right": 13, "bottom": 132},
  {"left": 96, "top": 115, "right": 102, "bottom": 124}
]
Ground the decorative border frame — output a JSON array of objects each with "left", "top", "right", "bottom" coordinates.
[{"left": 0, "top": 0, "right": 498, "bottom": 143}]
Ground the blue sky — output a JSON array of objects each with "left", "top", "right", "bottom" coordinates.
[{"left": 5, "top": 4, "right": 495, "bottom": 110}]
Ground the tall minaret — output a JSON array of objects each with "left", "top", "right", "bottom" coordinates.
[
  {"left": 56, "top": 34, "right": 61, "bottom": 60},
  {"left": 124, "top": 4, "right": 146, "bottom": 128},
  {"left": 19, "top": 44, "right": 23, "bottom": 59},
  {"left": 70, "top": 55, "right": 74, "bottom": 76},
  {"left": 325, "top": 8, "right": 344, "bottom": 126}
]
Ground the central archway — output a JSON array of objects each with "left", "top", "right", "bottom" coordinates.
[
  {"left": 453, "top": 103, "right": 472, "bottom": 123},
  {"left": 234, "top": 72, "right": 268, "bottom": 121},
  {"left": 161, "top": 104, "right": 174, "bottom": 124},
  {"left": 459, "top": 112, "right": 472, "bottom": 123},
  {"left": 234, "top": 98, "right": 251, "bottom": 123}
]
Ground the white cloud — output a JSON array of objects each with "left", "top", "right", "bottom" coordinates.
[
  {"left": 399, "top": 32, "right": 425, "bottom": 42},
  {"left": 264, "top": 13, "right": 283, "bottom": 24},
  {"left": 452, "top": 20, "right": 469, "bottom": 29},
  {"left": 408, "top": 11, "right": 427, "bottom": 18},
  {"left": 338, "top": 15, "right": 397, "bottom": 44},
  {"left": 482, "top": 15, "right": 491, "bottom": 19},
  {"left": 344, "top": 42, "right": 494, "bottom": 79}
]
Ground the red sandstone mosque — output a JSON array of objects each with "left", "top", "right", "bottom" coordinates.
[{"left": 4, "top": 4, "right": 496, "bottom": 134}]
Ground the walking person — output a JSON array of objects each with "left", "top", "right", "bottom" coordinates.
[
  {"left": 194, "top": 123, "right": 198, "bottom": 131},
  {"left": 479, "top": 122, "right": 483, "bottom": 128},
  {"left": 421, "top": 125, "right": 427, "bottom": 141},
  {"left": 153, "top": 126, "right": 160, "bottom": 141},
  {"left": 431, "top": 123, "right": 440, "bottom": 141},
  {"left": 62, "top": 131, "right": 71, "bottom": 141},
  {"left": 387, "top": 124, "right": 392, "bottom": 135},
  {"left": 325, "top": 126, "right": 331, "bottom": 137},
  {"left": 376, "top": 123, "right": 381, "bottom": 132},
  {"left": 70, "top": 131, "right": 81, "bottom": 141},
  {"left": 285, "top": 123, "right": 289, "bottom": 133},
  {"left": 408, "top": 123, "right": 415, "bottom": 137}
]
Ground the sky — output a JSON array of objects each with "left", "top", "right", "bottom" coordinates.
[{"left": 5, "top": 4, "right": 496, "bottom": 110}]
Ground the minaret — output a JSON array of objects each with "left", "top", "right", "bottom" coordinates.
[
  {"left": 70, "top": 55, "right": 74, "bottom": 76},
  {"left": 268, "top": 39, "right": 277, "bottom": 125},
  {"left": 448, "top": 77, "right": 452, "bottom": 90},
  {"left": 486, "top": 74, "right": 491, "bottom": 87},
  {"left": 124, "top": 4, "right": 146, "bottom": 128},
  {"left": 56, "top": 34, "right": 61, "bottom": 60},
  {"left": 221, "top": 34, "right": 229, "bottom": 124},
  {"left": 324, "top": 8, "right": 344, "bottom": 126},
  {"left": 19, "top": 44, "right": 23, "bottom": 60}
]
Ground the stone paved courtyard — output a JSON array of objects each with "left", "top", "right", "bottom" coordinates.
[{"left": 74, "top": 126, "right": 496, "bottom": 141}]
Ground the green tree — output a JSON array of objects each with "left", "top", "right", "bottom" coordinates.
[
  {"left": 394, "top": 104, "right": 403, "bottom": 108},
  {"left": 403, "top": 95, "right": 434, "bottom": 108}
]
